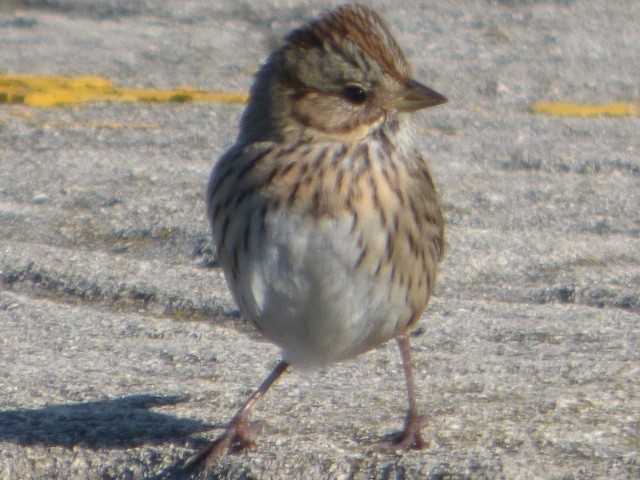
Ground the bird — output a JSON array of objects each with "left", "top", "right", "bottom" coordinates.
[{"left": 186, "top": 3, "right": 447, "bottom": 468}]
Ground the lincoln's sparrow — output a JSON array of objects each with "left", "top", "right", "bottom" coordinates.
[{"left": 188, "top": 4, "right": 447, "bottom": 468}]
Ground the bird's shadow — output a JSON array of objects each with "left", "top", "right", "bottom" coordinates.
[{"left": 0, "top": 394, "right": 212, "bottom": 449}]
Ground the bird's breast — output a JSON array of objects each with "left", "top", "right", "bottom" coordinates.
[{"left": 209, "top": 137, "right": 441, "bottom": 367}]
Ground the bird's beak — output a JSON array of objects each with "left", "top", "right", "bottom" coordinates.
[{"left": 394, "top": 79, "right": 448, "bottom": 112}]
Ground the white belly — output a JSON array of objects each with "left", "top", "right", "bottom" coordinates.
[{"left": 226, "top": 210, "right": 411, "bottom": 368}]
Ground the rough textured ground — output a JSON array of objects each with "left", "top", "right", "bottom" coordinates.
[{"left": 1, "top": 1, "right": 639, "bottom": 479}]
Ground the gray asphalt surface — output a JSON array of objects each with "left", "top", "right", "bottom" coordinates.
[{"left": 1, "top": 1, "right": 639, "bottom": 479}]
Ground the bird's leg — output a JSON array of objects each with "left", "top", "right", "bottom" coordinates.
[
  {"left": 184, "top": 360, "right": 290, "bottom": 470},
  {"left": 378, "top": 335, "right": 428, "bottom": 451}
]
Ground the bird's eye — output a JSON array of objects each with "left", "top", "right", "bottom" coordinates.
[{"left": 342, "top": 85, "right": 368, "bottom": 105}]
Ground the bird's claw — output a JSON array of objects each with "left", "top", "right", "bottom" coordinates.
[
  {"left": 183, "top": 418, "right": 265, "bottom": 471},
  {"left": 376, "top": 413, "right": 429, "bottom": 452}
]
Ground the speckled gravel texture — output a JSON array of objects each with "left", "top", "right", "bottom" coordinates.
[{"left": 1, "top": 1, "right": 639, "bottom": 479}]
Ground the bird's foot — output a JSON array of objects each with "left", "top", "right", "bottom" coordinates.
[
  {"left": 376, "top": 413, "right": 428, "bottom": 452},
  {"left": 183, "top": 417, "right": 265, "bottom": 471}
]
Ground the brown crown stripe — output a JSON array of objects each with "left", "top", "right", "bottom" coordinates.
[{"left": 287, "top": 5, "right": 409, "bottom": 82}]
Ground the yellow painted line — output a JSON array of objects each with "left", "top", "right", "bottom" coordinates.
[
  {"left": 0, "top": 74, "right": 248, "bottom": 107},
  {"left": 532, "top": 102, "right": 639, "bottom": 117}
]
